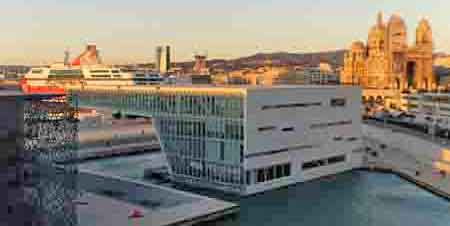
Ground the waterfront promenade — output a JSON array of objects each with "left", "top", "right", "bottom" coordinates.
[{"left": 363, "top": 123, "right": 450, "bottom": 200}]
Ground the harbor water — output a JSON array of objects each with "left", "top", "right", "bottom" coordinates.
[{"left": 79, "top": 154, "right": 450, "bottom": 226}]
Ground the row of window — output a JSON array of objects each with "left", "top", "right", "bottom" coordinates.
[
  {"left": 90, "top": 70, "right": 111, "bottom": 73},
  {"left": 168, "top": 156, "right": 242, "bottom": 185},
  {"left": 49, "top": 70, "right": 83, "bottom": 75},
  {"left": 246, "top": 163, "right": 291, "bottom": 185},
  {"left": 330, "top": 98, "right": 346, "bottom": 107},
  {"left": 90, "top": 74, "right": 111, "bottom": 78},
  {"left": 302, "top": 155, "right": 346, "bottom": 171},
  {"left": 261, "top": 98, "right": 347, "bottom": 111},
  {"left": 245, "top": 144, "right": 316, "bottom": 158},
  {"left": 259, "top": 121, "right": 353, "bottom": 134},
  {"left": 333, "top": 136, "right": 359, "bottom": 142},
  {"left": 76, "top": 90, "right": 244, "bottom": 119},
  {"left": 158, "top": 118, "right": 244, "bottom": 141},
  {"left": 261, "top": 102, "right": 322, "bottom": 110},
  {"left": 257, "top": 126, "right": 295, "bottom": 132},
  {"left": 310, "top": 120, "right": 352, "bottom": 129}
]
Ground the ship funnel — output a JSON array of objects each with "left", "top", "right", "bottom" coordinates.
[{"left": 96, "top": 49, "right": 103, "bottom": 65}]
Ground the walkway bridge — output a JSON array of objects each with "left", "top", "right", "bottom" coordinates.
[{"left": 67, "top": 85, "right": 245, "bottom": 118}]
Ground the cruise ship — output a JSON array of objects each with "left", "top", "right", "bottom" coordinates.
[{"left": 24, "top": 44, "right": 168, "bottom": 86}]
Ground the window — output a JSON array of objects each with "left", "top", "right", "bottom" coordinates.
[
  {"left": 240, "top": 145, "right": 244, "bottom": 163},
  {"left": 90, "top": 70, "right": 110, "bottom": 73},
  {"left": 258, "top": 126, "right": 276, "bottom": 132},
  {"left": 276, "top": 165, "right": 283, "bottom": 178},
  {"left": 333, "top": 136, "right": 343, "bottom": 141},
  {"left": 257, "top": 169, "right": 265, "bottom": 183},
  {"left": 310, "top": 120, "right": 352, "bottom": 129},
  {"left": 317, "top": 159, "right": 326, "bottom": 166},
  {"left": 253, "top": 163, "right": 291, "bottom": 184},
  {"left": 328, "top": 155, "right": 346, "bottom": 164},
  {"left": 331, "top": 98, "right": 346, "bottom": 107},
  {"left": 261, "top": 102, "right": 322, "bottom": 110},
  {"left": 219, "top": 142, "right": 225, "bottom": 161},
  {"left": 91, "top": 74, "right": 111, "bottom": 78},
  {"left": 302, "top": 155, "right": 346, "bottom": 171},
  {"left": 282, "top": 127, "right": 295, "bottom": 132},
  {"left": 346, "top": 137, "right": 359, "bottom": 142},
  {"left": 302, "top": 161, "right": 318, "bottom": 170},
  {"left": 245, "top": 145, "right": 316, "bottom": 158},
  {"left": 267, "top": 167, "right": 274, "bottom": 181},
  {"left": 283, "top": 163, "right": 291, "bottom": 176},
  {"left": 246, "top": 171, "right": 251, "bottom": 185}
]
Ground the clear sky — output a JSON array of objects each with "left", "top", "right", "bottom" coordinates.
[{"left": 5, "top": 0, "right": 450, "bottom": 65}]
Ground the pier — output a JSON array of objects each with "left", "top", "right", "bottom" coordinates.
[{"left": 363, "top": 123, "right": 450, "bottom": 200}]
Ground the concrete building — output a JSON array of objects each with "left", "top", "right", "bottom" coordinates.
[
  {"left": 165, "top": 45, "right": 171, "bottom": 73},
  {"left": 300, "top": 63, "right": 339, "bottom": 85},
  {"left": 1, "top": 88, "right": 79, "bottom": 226},
  {"left": 193, "top": 54, "right": 209, "bottom": 75},
  {"left": 151, "top": 85, "right": 364, "bottom": 195},
  {"left": 155, "top": 45, "right": 171, "bottom": 74},
  {"left": 342, "top": 12, "right": 435, "bottom": 91},
  {"left": 70, "top": 84, "right": 363, "bottom": 195},
  {"left": 155, "top": 46, "right": 163, "bottom": 73},
  {"left": 402, "top": 92, "right": 450, "bottom": 124}
]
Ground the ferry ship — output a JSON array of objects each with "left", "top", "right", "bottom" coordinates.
[{"left": 24, "top": 44, "right": 168, "bottom": 86}]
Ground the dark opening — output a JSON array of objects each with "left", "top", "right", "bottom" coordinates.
[{"left": 406, "top": 61, "right": 416, "bottom": 88}]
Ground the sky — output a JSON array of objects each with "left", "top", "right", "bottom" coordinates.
[{"left": 4, "top": 0, "right": 450, "bottom": 65}]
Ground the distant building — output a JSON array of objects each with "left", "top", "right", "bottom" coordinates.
[
  {"left": 165, "top": 45, "right": 171, "bottom": 72},
  {"left": 156, "top": 45, "right": 172, "bottom": 74},
  {"left": 1, "top": 89, "right": 79, "bottom": 226},
  {"left": 193, "top": 54, "right": 209, "bottom": 75},
  {"left": 341, "top": 12, "right": 436, "bottom": 109},
  {"left": 401, "top": 92, "right": 450, "bottom": 124},
  {"left": 342, "top": 12, "right": 435, "bottom": 91},
  {"left": 155, "top": 46, "right": 163, "bottom": 73},
  {"left": 225, "top": 63, "right": 289, "bottom": 86},
  {"left": 279, "top": 63, "right": 339, "bottom": 85},
  {"left": 435, "top": 56, "right": 450, "bottom": 68},
  {"left": 0, "top": 66, "right": 30, "bottom": 79},
  {"left": 224, "top": 63, "right": 338, "bottom": 86}
]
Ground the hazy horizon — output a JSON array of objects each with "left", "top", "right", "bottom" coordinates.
[{"left": 5, "top": 0, "right": 450, "bottom": 65}]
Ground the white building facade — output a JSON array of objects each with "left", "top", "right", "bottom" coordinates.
[
  {"left": 71, "top": 85, "right": 364, "bottom": 195},
  {"left": 243, "top": 86, "right": 363, "bottom": 194},
  {"left": 152, "top": 85, "right": 364, "bottom": 195}
]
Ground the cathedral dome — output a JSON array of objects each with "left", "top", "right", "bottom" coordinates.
[
  {"left": 418, "top": 18, "right": 431, "bottom": 30},
  {"left": 388, "top": 14, "right": 407, "bottom": 30},
  {"left": 416, "top": 18, "right": 432, "bottom": 44},
  {"left": 368, "top": 25, "right": 386, "bottom": 42},
  {"left": 387, "top": 14, "right": 408, "bottom": 52},
  {"left": 351, "top": 41, "right": 365, "bottom": 51}
]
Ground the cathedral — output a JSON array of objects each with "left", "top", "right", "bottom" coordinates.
[{"left": 341, "top": 12, "right": 436, "bottom": 92}]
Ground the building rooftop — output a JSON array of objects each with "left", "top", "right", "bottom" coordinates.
[
  {"left": 77, "top": 170, "right": 238, "bottom": 226},
  {"left": 69, "top": 84, "right": 359, "bottom": 93},
  {"left": 0, "top": 89, "right": 25, "bottom": 97}
]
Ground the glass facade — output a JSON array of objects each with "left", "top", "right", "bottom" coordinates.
[{"left": 70, "top": 87, "right": 246, "bottom": 192}]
